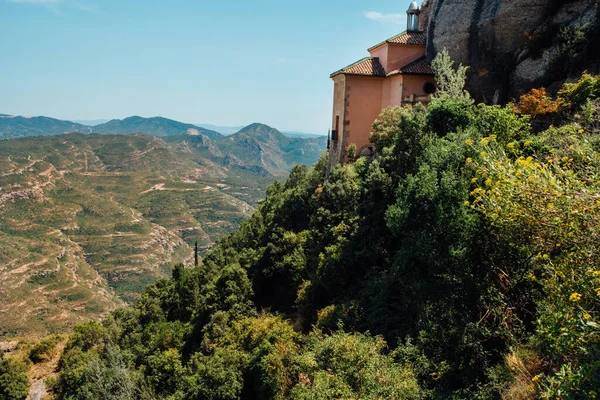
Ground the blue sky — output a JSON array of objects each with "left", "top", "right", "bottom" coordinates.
[{"left": 0, "top": 0, "right": 414, "bottom": 133}]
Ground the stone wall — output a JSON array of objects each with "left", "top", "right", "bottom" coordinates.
[{"left": 425, "top": 0, "right": 599, "bottom": 103}]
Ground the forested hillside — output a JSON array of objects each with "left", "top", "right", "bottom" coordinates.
[{"left": 5, "top": 52, "right": 600, "bottom": 399}]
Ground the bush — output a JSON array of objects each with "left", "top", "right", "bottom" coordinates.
[
  {"left": 29, "top": 335, "right": 61, "bottom": 363},
  {"left": 558, "top": 73, "right": 600, "bottom": 115},
  {"left": 513, "top": 88, "right": 560, "bottom": 118},
  {"left": 0, "top": 356, "right": 29, "bottom": 400},
  {"left": 290, "top": 331, "right": 422, "bottom": 400},
  {"left": 427, "top": 98, "right": 474, "bottom": 136}
]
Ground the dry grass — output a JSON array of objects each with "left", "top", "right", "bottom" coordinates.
[{"left": 502, "top": 347, "right": 544, "bottom": 400}]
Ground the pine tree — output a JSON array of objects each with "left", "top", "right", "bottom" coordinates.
[{"left": 194, "top": 241, "right": 199, "bottom": 267}]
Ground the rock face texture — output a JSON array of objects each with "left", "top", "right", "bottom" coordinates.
[{"left": 425, "top": 0, "right": 600, "bottom": 103}]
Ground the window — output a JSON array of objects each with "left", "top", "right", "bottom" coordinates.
[
  {"left": 332, "top": 116, "right": 339, "bottom": 141},
  {"left": 424, "top": 82, "right": 436, "bottom": 95}
]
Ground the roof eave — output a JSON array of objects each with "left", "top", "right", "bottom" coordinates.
[
  {"left": 367, "top": 30, "right": 426, "bottom": 52},
  {"left": 330, "top": 72, "right": 386, "bottom": 79},
  {"left": 401, "top": 72, "right": 435, "bottom": 76}
]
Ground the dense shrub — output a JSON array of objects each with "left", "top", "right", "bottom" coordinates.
[
  {"left": 0, "top": 356, "right": 29, "bottom": 400},
  {"left": 29, "top": 335, "right": 61, "bottom": 363}
]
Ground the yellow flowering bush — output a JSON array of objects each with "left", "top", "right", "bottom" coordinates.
[{"left": 466, "top": 127, "right": 600, "bottom": 395}]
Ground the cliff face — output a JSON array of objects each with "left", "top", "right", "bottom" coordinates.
[{"left": 425, "top": 0, "right": 600, "bottom": 103}]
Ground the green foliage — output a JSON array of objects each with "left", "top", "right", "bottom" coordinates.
[
  {"left": 29, "top": 335, "right": 61, "bottom": 363},
  {"left": 0, "top": 356, "right": 29, "bottom": 400},
  {"left": 52, "top": 71, "right": 600, "bottom": 400},
  {"left": 427, "top": 99, "right": 474, "bottom": 136},
  {"left": 345, "top": 143, "right": 357, "bottom": 162},
  {"left": 558, "top": 73, "right": 600, "bottom": 116},
  {"left": 290, "top": 331, "right": 422, "bottom": 400},
  {"left": 430, "top": 48, "right": 472, "bottom": 103}
]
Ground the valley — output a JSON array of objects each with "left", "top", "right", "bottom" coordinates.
[{"left": 0, "top": 125, "right": 326, "bottom": 337}]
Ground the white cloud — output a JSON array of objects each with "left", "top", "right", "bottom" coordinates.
[{"left": 364, "top": 11, "right": 406, "bottom": 25}]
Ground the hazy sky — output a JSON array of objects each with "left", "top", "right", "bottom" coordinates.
[{"left": 1, "top": 0, "right": 414, "bottom": 133}]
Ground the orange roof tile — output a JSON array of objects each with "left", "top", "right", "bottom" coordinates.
[
  {"left": 330, "top": 57, "right": 386, "bottom": 78},
  {"left": 387, "top": 56, "right": 434, "bottom": 76},
  {"left": 368, "top": 31, "right": 426, "bottom": 51}
]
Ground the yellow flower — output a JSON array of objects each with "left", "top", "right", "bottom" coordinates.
[
  {"left": 507, "top": 142, "right": 515, "bottom": 150},
  {"left": 480, "top": 137, "right": 490, "bottom": 145},
  {"left": 480, "top": 151, "right": 487, "bottom": 158},
  {"left": 463, "top": 201, "right": 470, "bottom": 207},
  {"left": 579, "top": 129, "right": 585, "bottom": 134},
  {"left": 464, "top": 139, "right": 474, "bottom": 146},
  {"left": 570, "top": 292, "right": 582, "bottom": 302},
  {"left": 531, "top": 374, "right": 542, "bottom": 383},
  {"left": 466, "top": 157, "right": 473, "bottom": 164},
  {"left": 485, "top": 178, "right": 492, "bottom": 187},
  {"left": 583, "top": 313, "right": 591, "bottom": 320},
  {"left": 471, "top": 178, "right": 478, "bottom": 183},
  {"left": 589, "top": 390, "right": 597, "bottom": 399},
  {"left": 489, "top": 135, "right": 497, "bottom": 141},
  {"left": 524, "top": 140, "right": 533, "bottom": 147}
]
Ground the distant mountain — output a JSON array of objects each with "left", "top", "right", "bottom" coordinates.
[
  {"left": 196, "top": 124, "right": 244, "bottom": 135},
  {"left": 94, "top": 116, "right": 223, "bottom": 140},
  {"left": 282, "top": 131, "right": 327, "bottom": 139},
  {"left": 166, "top": 123, "right": 327, "bottom": 177},
  {"left": 70, "top": 119, "right": 111, "bottom": 126},
  {"left": 0, "top": 115, "right": 92, "bottom": 139},
  {"left": 197, "top": 123, "right": 325, "bottom": 139}
]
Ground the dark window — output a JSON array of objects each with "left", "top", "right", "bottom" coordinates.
[
  {"left": 332, "top": 116, "right": 340, "bottom": 141},
  {"left": 424, "top": 82, "right": 437, "bottom": 95}
]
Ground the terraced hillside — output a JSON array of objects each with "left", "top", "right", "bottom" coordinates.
[{"left": 0, "top": 130, "right": 325, "bottom": 337}]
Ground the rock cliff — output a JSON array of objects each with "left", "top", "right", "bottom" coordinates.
[{"left": 424, "top": 0, "right": 600, "bottom": 103}]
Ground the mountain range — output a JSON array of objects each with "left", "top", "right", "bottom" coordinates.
[
  {"left": 0, "top": 122, "right": 326, "bottom": 336},
  {"left": 0, "top": 113, "right": 326, "bottom": 140},
  {"left": 196, "top": 123, "right": 324, "bottom": 138}
]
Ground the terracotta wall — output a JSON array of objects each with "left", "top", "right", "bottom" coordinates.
[
  {"left": 382, "top": 75, "right": 405, "bottom": 108},
  {"left": 402, "top": 74, "right": 435, "bottom": 100},
  {"left": 369, "top": 45, "right": 389, "bottom": 72},
  {"left": 386, "top": 45, "right": 427, "bottom": 72},
  {"left": 345, "top": 75, "right": 384, "bottom": 152},
  {"left": 330, "top": 75, "right": 347, "bottom": 166}
]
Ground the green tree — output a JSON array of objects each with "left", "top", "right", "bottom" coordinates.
[{"left": 0, "top": 356, "right": 29, "bottom": 400}]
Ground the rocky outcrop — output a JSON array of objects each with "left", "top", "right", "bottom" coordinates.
[{"left": 424, "top": 0, "right": 600, "bottom": 103}]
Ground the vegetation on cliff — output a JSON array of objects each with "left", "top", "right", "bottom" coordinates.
[{"left": 50, "top": 56, "right": 600, "bottom": 399}]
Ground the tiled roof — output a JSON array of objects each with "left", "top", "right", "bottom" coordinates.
[
  {"left": 368, "top": 31, "right": 426, "bottom": 51},
  {"left": 330, "top": 57, "right": 386, "bottom": 78},
  {"left": 387, "top": 56, "right": 434, "bottom": 76}
]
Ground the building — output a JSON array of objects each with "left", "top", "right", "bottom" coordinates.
[{"left": 328, "top": 1, "right": 434, "bottom": 168}]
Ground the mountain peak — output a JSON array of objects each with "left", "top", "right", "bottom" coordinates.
[
  {"left": 239, "top": 123, "right": 280, "bottom": 133},
  {"left": 235, "top": 123, "right": 288, "bottom": 143}
]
